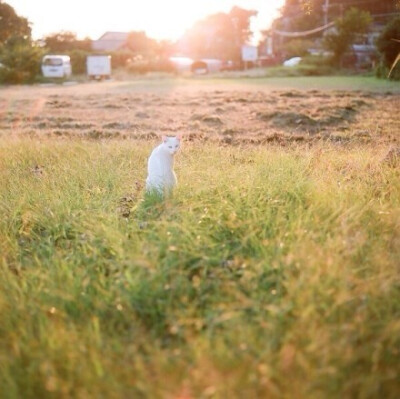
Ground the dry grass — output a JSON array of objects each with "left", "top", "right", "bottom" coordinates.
[{"left": 0, "top": 77, "right": 399, "bottom": 146}]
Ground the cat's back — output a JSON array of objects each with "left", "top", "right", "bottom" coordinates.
[
  {"left": 147, "top": 144, "right": 163, "bottom": 172},
  {"left": 148, "top": 143, "right": 160, "bottom": 161}
]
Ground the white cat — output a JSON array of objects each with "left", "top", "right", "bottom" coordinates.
[{"left": 146, "top": 135, "right": 182, "bottom": 194}]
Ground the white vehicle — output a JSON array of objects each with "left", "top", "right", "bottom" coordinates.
[
  {"left": 41, "top": 55, "right": 72, "bottom": 78},
  {"left": 283, "top": 57, "right": 302, "bottom": 67},
  {"left": 191, "top": 59, "right": 223, "bottom": 74},
  {"left": 86, "top": 55, "right": 111, "bottom": 80},
  {"left": 169, "top": 56, "right": 194, "bottom": 73}
]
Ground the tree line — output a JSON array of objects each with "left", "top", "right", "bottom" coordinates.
[
  {"left": 0, "top": 0, "right": 399, "bottom": 83},
  {"left": 267, "top": 0, "right": 399, "bottom": 74},
  {"left": 0, "top": 1, "right": 258, "bottom": 82}
]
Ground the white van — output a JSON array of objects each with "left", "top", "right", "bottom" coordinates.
[{"left": 41, "top": 55, "right": 72, "bottom": 78}]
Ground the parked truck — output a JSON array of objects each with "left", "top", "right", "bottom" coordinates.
[{"left": 86, "top": 55, "right": 111, "bottom": 80}]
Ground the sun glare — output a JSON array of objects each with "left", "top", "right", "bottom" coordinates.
[
  {"left": 7, "top": 0, "right": 284, "bottom": 42},
  {"left": 125, "top": 1, "right": 286, "bottom": 43}
]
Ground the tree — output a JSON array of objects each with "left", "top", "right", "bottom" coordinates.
[
  {"left": 279, "top": 0, "right": 324, "bottom": 31},
  {"left": 284, "top": 0, "right": 397, "bottom": 21},
  {"left": 376, "top": 16, "right": 400, "bottom": 69},
  {"left": 229, "top": 6, "right": 258, "bottom": 45},
  {"left": 184, "top": 13, "right": 237, "bottom": 60},
  {"left": 323, "top": 7, "right": 372, "bottom": 66},
  {"left": 126, "top": 31, "right": 158, "bottom": 56},
  {"left": 282, "top": 38, "right": 314, "bottom": 58},
  {"left": 181, "top": 7, "right": 257, "bottom": 62},
  {"left": 43, "top": 31, "right": 92, "bottom": 52},
  {"left": 0, "top": 2, "right": 40, "bottom": 83},
  {"left": 277, "top": 0, "right": 397, "bottom": 33},
  {"left": 0, "top": 1, "right": 31, "bottom": 45},
  {"left": 0, "top": 36, "right": 44, "bottom": 83},
  {"left": 155, "top": 39, "right": 175, "bottom": 59}
]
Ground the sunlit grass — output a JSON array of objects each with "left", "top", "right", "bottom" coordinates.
[
  {"left": 118, "top": 75, "right": 400, "bottom": 93},
  {"left": 1, "top": 138, "right": 399, "bottom": 398}
]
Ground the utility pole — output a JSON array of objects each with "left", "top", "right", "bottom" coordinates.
[{"left": 323, "top": 0, "right": 330, "bottom": 25}]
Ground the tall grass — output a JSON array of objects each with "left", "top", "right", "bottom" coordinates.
[{"left": 0, "top": 138, "right": 399, "bottom": 398}]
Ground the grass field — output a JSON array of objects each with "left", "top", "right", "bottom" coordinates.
[{"left": 1, "top": 76, "right": 400, "bottom": 398}]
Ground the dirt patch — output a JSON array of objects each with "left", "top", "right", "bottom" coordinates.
[
  {"left": 381, "top": 147, "right": 400, "bottom": 167},
  {"left": 103, "top": 122, "right": 137, "bottom": 129},
  {"left": 135, "top": 111, "right": 150, "bottom": 119},
  {"left": 46, "top": 100, "right": 73, "bottom": 108},
  {"left": 258, "top": 111, "right": 318, "bottom": 130},
  {"left": 279, "top": 91, "right": 306, "bottom": 98},
  {"left": 190, "top": 113, "right": 224, "bottom": 126},
  {"left": 256, "top": 101, "right": 363, "bottom": 133}
]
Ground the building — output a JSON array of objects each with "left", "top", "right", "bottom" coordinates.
[{"left": 92, "top": 32, "right": 129, "bottom": 52}]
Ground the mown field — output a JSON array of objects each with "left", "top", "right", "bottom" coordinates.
[{"left": 0, "top": 76, "right": 400, "bottom": 398}]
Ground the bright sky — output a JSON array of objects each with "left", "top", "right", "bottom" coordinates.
[{"left": 6, "top": 0, "right": 284, "bottom": 43}]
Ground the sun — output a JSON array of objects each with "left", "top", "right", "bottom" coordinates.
[{"left": 139, "top": 1, "right": 285, "bottom": 43}]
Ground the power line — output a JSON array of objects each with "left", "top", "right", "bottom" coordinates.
[
  {"left": 272, "top": 22, "right": 335, "bottom": 37},
  {"left": 269, "top": 11, "right": 397, "bottom": 38}
]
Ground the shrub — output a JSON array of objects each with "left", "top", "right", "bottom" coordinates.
[
  {"left": 323, "top": 7, "right": 372, "bottom": 67},
  {"left": 110, "top": 50, "right": 133, "bottom": 69},
  {"left": 67, "top": 49, "right": 90, "bottom": 75},
  {"left": 301, "top": 54, "right": 331, "bottom": 67},
  {"left": 376, "top": 17, "right": 400, "bottom": 80},
  {"left": 282, "top": 39, "right": 314, "bottom": 59},
  {"left": 375, "top": 60, "right": 400, "bottom": 80},
  {"left": 0, "top": 36, "right": 44, "bottom": 84},
  {"left": 126, "top": 57, "right": 175, "bottom": 74}
]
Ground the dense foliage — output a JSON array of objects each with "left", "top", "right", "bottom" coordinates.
[
  {"left": 181, "top": 6, "right": 257, "bottom": 61},
  {"left": 0, "top": 1, "right": 40, "bottom": 83},
  {"left": 43, "top": 31, "right": 92, "bottom": 52},
  {"left": 272, "top": 0, "right": 398, "bottom": 66},
  {"left": 376, "top": 16, "right": 400, "bottom": 79},
  {"left": 323, "top": 7, "right": 372, "bottom": 66},
  {"left": 0, "top": 1, "right": 31, "bottom": 45},
  {"left": 0, "top": 36, "right": 44, "bottom": 84},
  {"left": 279, "top": 0, "right": 398, "bottom": 30}
]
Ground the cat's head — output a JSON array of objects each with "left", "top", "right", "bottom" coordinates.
[{"left": 162, "top": 135, "right": 182, "bottom": 155}]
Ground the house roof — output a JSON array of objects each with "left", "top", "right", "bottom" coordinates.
[
  {"left": 92, "top": 32, "right": 129, "bottom": 52},
  {"left": 97, "top": 32, "right": 129, "bottom": 41}
]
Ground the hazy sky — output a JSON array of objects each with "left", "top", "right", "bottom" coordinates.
[{"left": 7, "top": 0, "right": 284, "bottom": 42}]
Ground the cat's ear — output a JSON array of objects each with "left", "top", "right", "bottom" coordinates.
[
  {"left": 176, "top": 134, "right": 183, "bottom": 140},
  {"left": 162, "top": 135, "right": 168, "bottom": 142}
]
